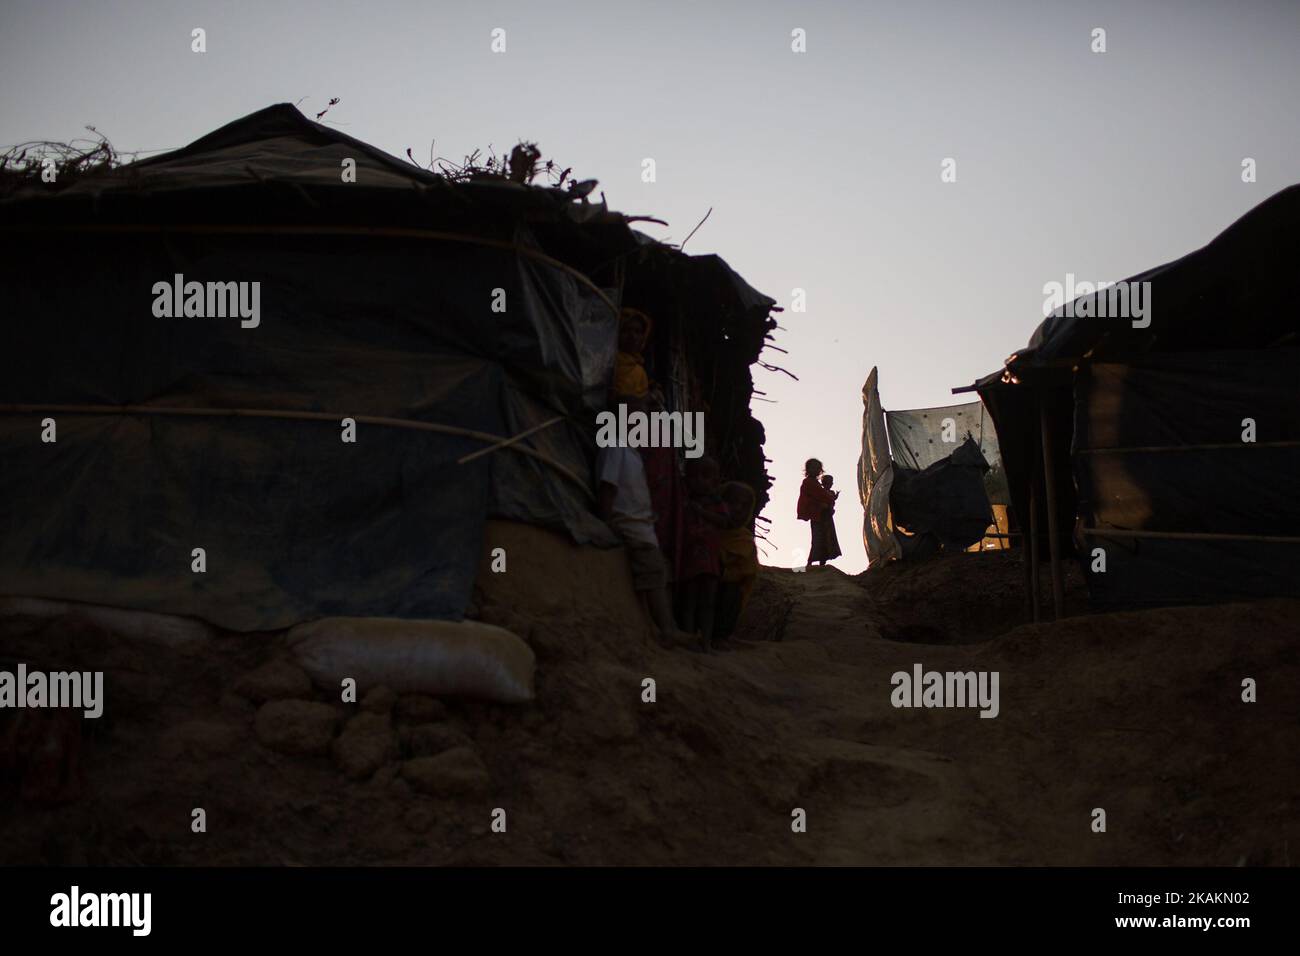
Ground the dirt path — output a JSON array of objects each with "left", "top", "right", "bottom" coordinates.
[
  {"left": 712, "top": 564, "right": 1299, "bottom": 865},
  {"left": 2, "top": 556, "right": 1297, "bottom": 866}
]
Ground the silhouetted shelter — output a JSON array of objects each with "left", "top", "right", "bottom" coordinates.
[
  {"left": 859, "top": 368, "right": 1009, "bottom": 564},
  {"left": 0, "top": 104, "right": 776, "bottom": 631},
  {"left": 959, "top": 185, "right": 1300, "bottom": 615}
]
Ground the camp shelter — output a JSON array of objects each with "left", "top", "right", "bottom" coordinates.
[
  {"left": 858, "top": 367, "right": 1009, "bottom": 565},
  {"left": 961, "top": 184, "right": 1300, "bottom": 617},
  {"left": 0, "top": 104, "right": 777, "bottom": 634}
]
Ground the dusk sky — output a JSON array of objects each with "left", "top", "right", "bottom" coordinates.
[{"left": 4, "top": 0, "right": 1298, "bottom": 571}]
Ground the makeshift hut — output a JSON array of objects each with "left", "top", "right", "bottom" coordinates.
[
  {"left": 0, "top": 105, "right": 777, "bottom": 643},
  {"left": 960, "top": 185, "right": 1300, "bottom": 616},
  {"left": 858, "top": 367, "right": 1009, "bottom": 566}
]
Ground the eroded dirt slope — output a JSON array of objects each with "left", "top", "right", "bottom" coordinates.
[{"left": 2, "top": 553, "right": 1296, "bottom": 865}]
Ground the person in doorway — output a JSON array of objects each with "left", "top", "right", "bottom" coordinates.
[
  {"left": 597, "top": 434, "right": 688, "bottom": 647},
  {"left": 678, "top": 456, "right": 729, "bottom": 652},
  {"left": 638, "top": 390, "right": 684, "bottom": 584},
  {"left": 715, "top": 481, "right": 759, "bottom": 645},
  {"left": 612, "top": 308, "right": 653, "bottom": 400}
]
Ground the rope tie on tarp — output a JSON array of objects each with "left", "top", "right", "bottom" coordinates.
[{"left": 0, "top": 403, "right": 592, "bottom": 499}]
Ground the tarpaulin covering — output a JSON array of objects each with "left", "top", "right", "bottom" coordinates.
[
  {"left": 1075, "top": 349, "right": 1300, "bottom": 606},
  {"left": 890, "top": 437, "right": 995, "bottom": 554},
  {"left": 620, "top": 242, "right": 778, "bottom": 514},
  {"left": 857, "top": 367, "right": 898, "bottom": 565},
  {"left": 0, "top": 105, "right": 627, "bottom": 632},
  {"left": 0, "top": 229, "right": 617, "bottom": 632},
  {"left": 885, "top": 400, "right": 1008, "bottom": 505},
  {"left": 970, "top": 184, "right": 1300, "bottom": 608},
  {"left": 1020, "top": 186, "right": 1300, "bottom": 370}
]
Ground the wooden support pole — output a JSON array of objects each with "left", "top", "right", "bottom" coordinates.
[
  {"left": 456, "top": 415, "right": 564, "bottom": 465},
  {"left": 1027, "top": 449, "right": 1041, "bottom": 624},
  {"left": 1021, "top": 498, "right": 1035, "bottom": 623},
  {"left": 1039, "top": 396, "right": 1066, "bottom": 621},
  {"left": 1081, "top": 528, "right": 1300, "bottom": 545},
  {"left": 1077, "top": 440, "right": 1300, "bottom": 455}
]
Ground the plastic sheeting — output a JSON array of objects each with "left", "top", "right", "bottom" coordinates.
[
  {"left": 1020, "top": 186, "right": 1300, "bottom": 370},
  {"left": 0, "top": 228, "right": 615, "bottom": 632},
  {"left": 885, "top": 401, "right": 1007, "bottom": 505},
  {"left": 1075, "top": 349, "right": 1300, "bottom": 606},
  {"left": 970, "top": 185, "right": 1300, "bottom": 608},
  {"left": 0, "top": 103, "right": 779, "bottom": 631},
  {"left": 857, "top": 368, "right": 898, "bottom": 565},
  {"left": 890, "top": 437, "right": 995, "bottom": 553},
  {"left": 858, "top": 376, "right": 1003, "bottom": 563}
]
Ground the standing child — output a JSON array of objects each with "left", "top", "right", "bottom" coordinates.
[
  {"left": 816, "top": 474, "right": 843, "bottom": 565},
  {"left": 797, "top": 457, "right": 839, "bottom": 568},
  {"left": 678, "top": 456, "right": 729, "bottom": 653},
  {"left": 638, "top": 390, "right": 684, "bottom": 583},
  {"left": 612, "top": 308, "right": 652, "bottom": 400},
  {"left": 716, "top": 481, "right": 759, "bottom": 645}
]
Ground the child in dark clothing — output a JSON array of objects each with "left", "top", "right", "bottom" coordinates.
[
  {"left": 715, "top": 481, "right": 759, "bottom": 645},
  {"left": 817, "top": 474, "right": 843, "bottom": 565},
  {"left": 678, "top": 456, "right": 728, "bottom": 653},
  {"left": 638, "top": 390, "right": 684, "bottom": 582},
  {"left": 797, "top": 457, "right": 840, "bottom": 567}
]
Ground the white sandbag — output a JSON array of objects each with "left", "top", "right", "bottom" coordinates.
[
  {"left": 287, "top": 617, "right": 535, "bottom": 704},
  {"left": 0, "top": 596, "right": 214, "bottom": 647}
]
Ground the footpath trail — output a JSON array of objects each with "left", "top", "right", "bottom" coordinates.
[
  {"left": 690, "top": 561, "right": 1300, "bottom": 865},
  {"left": 1, "top": 553, "right": 1296, "bottom": 866}
]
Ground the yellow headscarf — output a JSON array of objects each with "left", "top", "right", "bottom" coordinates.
[{"left": 614, "top": 308, "right": 653, "bottom": 397}]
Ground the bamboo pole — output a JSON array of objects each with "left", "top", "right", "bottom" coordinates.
[
  {"left": 1021, "top": 501, "right": 1035, "bottom": 622},
  {"left": 1039, "top": 396, "right": 1066, "bottom": 621},
  {"left": 1028, "top": 450, "right": 1041, "bottom": 624},
  {"left": 1081, "top": 528, "right": 1300, "bottom": 544},
  {"left": 0, "top": 402, "right": 593, "bottom": 499},
  {"left": 456, "top": 415, "right": 564, "bottom": 465},
  {"left": 1077, "top": 440, "right": 1300, "bottom": 455}
]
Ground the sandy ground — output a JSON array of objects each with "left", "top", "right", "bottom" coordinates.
[{"left": 1, "top": 549, "right": 1297, "bottom": 866}]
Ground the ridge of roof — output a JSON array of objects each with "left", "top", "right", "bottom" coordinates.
[
  {"left": 126, "top": 101, "right": 443, "bottom": 186},
  {"left": 964, "top": 183, "right": 1300, "bottom": 391}
]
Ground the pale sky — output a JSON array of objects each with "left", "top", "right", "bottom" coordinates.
[{"left": 4, "top": 0, "right": 1298, "bottom": 571}]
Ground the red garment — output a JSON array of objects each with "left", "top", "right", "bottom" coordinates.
[
  {"left": 680, "top": 495, "right": 728, "bottom": 580},
  {"left": 797, "top": 476, "right": 836, "bottom": 521},
  {"left": 639, "top": 446, "right": 683, "bottom": 579}
]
